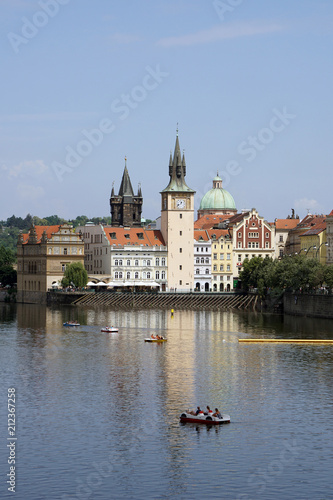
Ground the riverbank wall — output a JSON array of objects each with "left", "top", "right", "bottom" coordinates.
[{"left": 284, "top": 292, "right": 333, "bottom": 319}]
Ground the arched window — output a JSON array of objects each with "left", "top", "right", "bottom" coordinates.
[
  {"left": 155, "top": 258, "right": 160, "bottom": 266},
  {"left": 119, "top": 259, "right": 123, "bottom": 266},
  {"left": 119, "top": 272, "right": 123, "bottom": 279},
  {"left": 201, "top": 257, "right": 205, "bottom": 264},
  {"left": 135, "top": 259, "right": 139, "bottom": 266},
  {"left": 143, "top": 259, "right": 146, "bottom": 266},
  {"left": 127, "top": 259, "right": 130, "bottom": 266},
  {"left": 115, "top": 259, "right": 118, "bottom": 266},
  {"left": 205, "top": 268, "right": 209, "bottom": 275},
  {"left": 143, "top": 272, "right": 146, "bottom": 279},
  {"left": 147, "top": 272, "right": 151, "bottom": 279},
  {"left": 115, "top": 271, "right": 119, "bottom": 279},
  {"left": 135, "top": 272, "right": 139, "bottom": 279},
  {"left": 155, "top": 271, "right": 160, "bottom": 279},
  {"left": 161, "top": 258, "right": 166, "bottom": 266},
  {"left": 147, "top": 259, "right": 151, "bottom": 266},
  {"left": 196, "top": 257, "right": 200, "bottom": 264},
  {"left": 161, "top": 271, "right": 166, "bottom": 279},
  {"left": 126, "top": 272, "right": 130, "bottom": 279},
  {"left": 196, "top": 268, "right": 200, "bottom": 275},
  {"left": 205, "top": 257, "right": 209, "bottom": 264}
]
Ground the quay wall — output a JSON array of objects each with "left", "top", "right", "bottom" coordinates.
[{"left": 284, "top": 292, "right": 333, "bottom": 319}]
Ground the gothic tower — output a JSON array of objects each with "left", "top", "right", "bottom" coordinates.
[
  {"left": 160, "top": 133, "right": 196, "bottom": 291},
  {"left": 110, "top": 159, "right": 143, "bottom": 227}
]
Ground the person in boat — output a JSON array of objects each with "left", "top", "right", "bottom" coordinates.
[
  {"left": 205, "top": 406, "right": 213, "bottom": 415},
  {"left": 213, "top": 408, "right": 222, "bottom": 419},
  {"left": 151, "top": 334, "right": 156, "bottom": 339},
  {"left": 189, "top": 406, "right": 203, "bottom": 416}
]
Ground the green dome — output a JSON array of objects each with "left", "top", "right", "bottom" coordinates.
[{"left": 199, "top": 176, "right": 236, "bottom": 211}]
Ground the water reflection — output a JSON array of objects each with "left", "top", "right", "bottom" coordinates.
[{"left": 1, "top": 304, "right": 333, "bottom": 499}]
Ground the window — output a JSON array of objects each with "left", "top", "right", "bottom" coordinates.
[
  {"left": 135, "top": 259, "right": 139, "bottom": 266},
  {"left": 143, "top": 259, "right": 146, "bottom": 266},
  {"left": 265, "top": 242, "right": 269, "bottom": 248},
  {"left": 179, "top": 280, "right": 182, "bottom": 285},
  {"left": 256, "top": 242, "right": 259, "bottom": 248},
  {"left": 161, "top": 258, "right": 166, "bottom": 266},
  {"left": 137, "top": 233, "right": 144, "bottom": 239},
  {"left": 155, "top": 258, "right": 160, "bottom": 266},
  {"left": 205, "top": 268, "right": 209, "bottom": 275},
  {"left": 126, "top": 272, "right": 131, "bottom": 279},
  {"left": 213, "top": 253, "right": 217, "bottom": 260},
  {"left": 127, "top": 259, "right": 130, "bottom": 266},
  {"left": 220, "top": 264, "right": 224, "bottom": 271},
  {"left": 115, "top": 271, "right": 119, "bottom": 279},
  {"left": 205, "top": 257, "right": 209, "bottom": 264},
  {"left": 179, "top": 248, "right": 182, "bottom": 253},
  {"left": 266, "top": 232, "right": 269, "bottom": 238},
  {"left": 147, "top": 259, "right": 151, "bottom": 266},
  {"left": 279, "top": 249, "right": 283, "bottom": 257},
  {"left": 62, "top": 264, "right": 66, "bottom": 272},
  {"left": 220, "top": 253, "right": 224, "bottom": 259},
  {"left": 227, "top": 265, "right": 230, "bottom": 271},
  {"left": 196, "top": 257, "right": 200, "bottom": 264},
  {"left": 220, "top": 244, "right": 223, "bottom": 249},
  {"left": 110, "top": 232, "right": 116, "bottom": 239},
  {"left": 119, "top": 272, "right": 123, "bottom": 279},
  {"left": 115, "top": 259, "right": 119, "bottom": 266},
  {"left": 180, "top": 231, "right": 182, "bottom": 236},
  {"left": 227, "top": 254, "right": 230, "bottom": 260},
  {"left": 279, "top": 235, "right": 283, "bottom": 242},
  {"left": 238, "top": 255, "right": 241, "bottom": 262},
  {"left": 155, "top": 271, "right": 160, "bottom": 279},
  {"left": 196, "top": 268, "right": 200, "bottom": 275},
  {"left": 213, "top": 264, "right": 217, "bottom": 271},
  {"left": 238, "top": 232, "right": 242, "bottom": 238},
  {"left": 147, "top": 272, "right": 151, "bottom": 279},
  {"left": 248, "top": 243, "right": 251, "bottom": 248},
  {"left": 135, "top": 272, "right": 139, "bottom": 279},
  {"left": 179, "top": 265, "right": 182, "bottom": 270},
  {"left": 214, "top": 244, "right": 217, "bottom": 249},
  {"left": 180, "top": 214, "right": 182, "bottom": 219},
  {"left": 238, "top": 242, "right": 241, "bottom": 248},
  {"left": 161, "top": 271, "right": 166, "bottom": 279}
]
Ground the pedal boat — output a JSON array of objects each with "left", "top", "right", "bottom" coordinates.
[
  {"left": 180, "top": 411, "right": 230, "bottom": 424},
  {"left": 101, "top": 327, "right": 119, "bottom": 333},
  {"left": 63, "top": 322, "right": 80, "bottom": 327},
  {"left": 144, "top": 337, "right": 167, "bottom": 342}
]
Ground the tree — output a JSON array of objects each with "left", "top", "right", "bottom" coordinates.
[
  {"left": 61, "top": 262, "right": 88, "bottom": 288},
  {"left": 0, "top": 246, "right": 17, "bottom": 287}
]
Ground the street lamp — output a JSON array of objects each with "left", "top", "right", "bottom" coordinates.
[
  {"left": 305, "top": 245, "right": 317, "bottom": 257},
  {"left": 316, "top": 242, "right": 328, "bottom": 259},
  {"left": 297, "top": 248, "right": 307, "bottom": 256}
]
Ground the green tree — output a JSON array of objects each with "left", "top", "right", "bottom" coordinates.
[
  {"left": 324, "top": 265, "right": 333, "bottom": 290},
  {"left": 61, "top": 262, "right": 88, "bottom": 288},
  {"left": 0, "top": 246, "right": 17, "bottom": 286}
]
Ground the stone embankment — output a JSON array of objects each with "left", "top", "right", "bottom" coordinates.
[{"left": 284, "top": 292, "right": 333, "bottom": 319}]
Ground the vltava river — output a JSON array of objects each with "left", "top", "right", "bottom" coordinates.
[{"left": 1, "top": 303, "right": 333, "bottom": 500}]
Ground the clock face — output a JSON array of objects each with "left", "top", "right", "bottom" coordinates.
[{"left": 176, "top": 199, "right": 186, "bottom": 209}]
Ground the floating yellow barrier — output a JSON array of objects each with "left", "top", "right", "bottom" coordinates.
[{"left": 239, "top": 339, "right": 333, "bottom": 343}]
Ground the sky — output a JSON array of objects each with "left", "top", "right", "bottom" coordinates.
[{"left": 1, "top": 0, "right": 333, "bottom": 223}]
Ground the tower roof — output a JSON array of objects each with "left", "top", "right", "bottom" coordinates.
[
  {"left": 118, "top": 161, "right": 135, "bottom": 199},
  {"left": 161, "top": 134, "right": 195, "bottom": 193},
  {"left": 199, "top": 175, "right": 236, "bottom": 211}
]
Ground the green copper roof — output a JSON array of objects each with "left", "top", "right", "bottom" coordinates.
[{"left": 199, "top": 187, "right": 236, "bottom": 210}]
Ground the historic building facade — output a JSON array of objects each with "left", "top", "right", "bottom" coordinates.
[{"left": 17, "top": 224, "right": 84, "bottom": 303}]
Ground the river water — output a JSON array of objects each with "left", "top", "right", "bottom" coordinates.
[{"left": 1, "top": 303, "right": 333, "bottom": 500}]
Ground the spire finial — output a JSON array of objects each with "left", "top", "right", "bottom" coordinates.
[
  {"left": 176, "top": 123, "right": 179, "bottom": 136},
  {"left": 125, "top": 156, "right": 127, "bottom": 167}
]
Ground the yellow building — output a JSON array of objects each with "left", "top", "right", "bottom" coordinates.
[
  {"left": 299, "top": 221, "right": 327, "bottom": 263},
  {"left": 17, "top": 223, "right": 84, "bottom": 303}
]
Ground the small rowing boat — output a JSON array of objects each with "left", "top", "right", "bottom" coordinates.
[{"left": 101, "top": 327, "right": 119, "bottom": 333}]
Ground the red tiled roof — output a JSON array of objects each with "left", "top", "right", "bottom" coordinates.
[
  {"left": 275, "top": 219, "right": 299, "bottom": 230},
  {"left": 22, "top": 225, "right": 61, "bottom": 244},
  {"left": 300, "top": 221, "right": 326, "bottom": 237},
  {"left": 104, "top": 227, "right": 165, "bottom": 246},
  {"left": 194, "top": 214, "right": 234, "bottom": 229}
]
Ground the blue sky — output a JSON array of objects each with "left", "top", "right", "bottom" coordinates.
[{"left": 1, "top": 0, "right": 332, "bottom": 222}]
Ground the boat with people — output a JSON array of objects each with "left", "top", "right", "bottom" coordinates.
[
  {"left": 145, "top": 335, "right": 167, "bottom": 342},
  {"left": 180, "top": 409, "right": 230, "bottom": 425},
  {"left": 63, "top": 321, "right": 80, "bottom": 327},
  {"left": 101, "top": 327, "right": 119, "bottom": 333}
]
